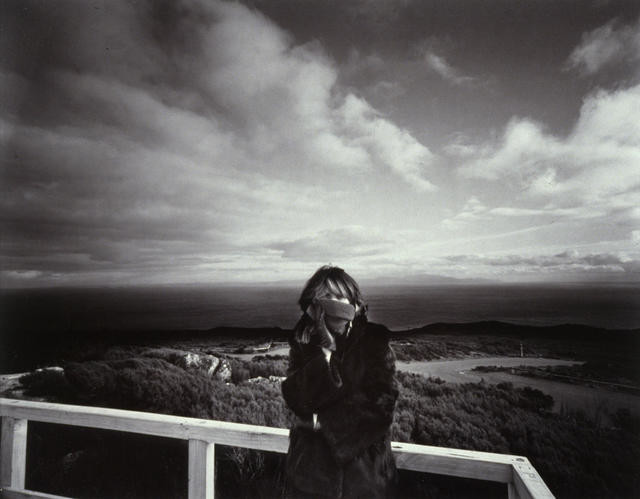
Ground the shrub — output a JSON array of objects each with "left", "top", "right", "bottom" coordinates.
[
  {"left": 226, "top": 356, "right": 287, "bottom": 384},
  {"left": 64, "top": 358, "right": 219, "bottom": 418},
  {"left": 20, "top": 369, "right": 71, "bottom": 400}
]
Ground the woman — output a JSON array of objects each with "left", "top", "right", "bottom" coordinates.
[{"left": 281, "top": 266, "right": 398, "bottom": 499}]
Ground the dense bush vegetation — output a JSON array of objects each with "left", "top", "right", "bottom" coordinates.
[
  {"left": 19, "top": 368, "right": 71, "bottom": 400},
  {"left": 225, "top": 355, "right": 288, "bottom": 384},
  {"left": 392, "top": 336, "right": 531, "bottom": 361},
  {"left": 19, "top": 353, "right": 640, "bottom": 499},
  {"left": 393, "top": 374, "right": 639, "bottom": 498},
  {"left": 64, "top": 358, "right": 220, "bottom": 417}
]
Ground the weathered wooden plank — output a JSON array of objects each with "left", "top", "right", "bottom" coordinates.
[
  {"left": 0, "top": 487, "right": 70, "bottom": 499},
  {"left": 188, "top": 440, "right": 215, "bottom": 499},
  {"left": 391, "top": 441, "right": 515, "bottom": 483},
  {"left": 512, "top": 458, "right": 555, "bottom": 499},
  {"left": 1, "top": 417, "right": 28, "bottom": 489},
  {"left": 0, "top": 399, "right": 289, "bottom": 453}
]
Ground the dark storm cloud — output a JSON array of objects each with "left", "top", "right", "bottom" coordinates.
[
  {"left": 1, "top": 0, "right": 232, "bottom": 137},
  {"left": 1, "top": 0, "right": 445, "bottom": 286},
  {"left": 0, "top": 0, "right": 262, "bottom": 282}
]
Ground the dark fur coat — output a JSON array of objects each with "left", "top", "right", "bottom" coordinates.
[{"left": 281, "top": 316, "right": 399, "bottom": 498}]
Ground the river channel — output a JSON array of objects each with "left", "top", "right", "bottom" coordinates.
[{"left": 397, "top": 356, "right": 640, "bottom": 422}]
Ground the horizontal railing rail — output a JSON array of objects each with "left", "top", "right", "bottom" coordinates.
[{"left": 0, "top": 398, "right": 554, "bottom": 499}]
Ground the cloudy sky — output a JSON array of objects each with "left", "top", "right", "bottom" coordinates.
[{"left": 1, "top": 0, "right": 639, "bottom": 287}]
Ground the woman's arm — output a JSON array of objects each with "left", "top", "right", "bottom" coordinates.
[
  {"left": 317, "top": 334, "right": 398, "bottom": 465},
  {"left": 281, "top": 339, "right": 344, "bottom": 417}
]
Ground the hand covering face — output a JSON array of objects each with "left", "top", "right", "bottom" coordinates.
[{"left": 304, "top": 298, "right": 356, "bottom": 351}]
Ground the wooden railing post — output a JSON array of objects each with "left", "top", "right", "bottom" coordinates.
[
  {"left": 511, "top": 458, "right": 554, "bottom": 499},
  {"left": 188, "top": 439, "right": 215, "bottom": 499},
  {"left": 1, "top": 416, "right": 28, "bottom": 489}
]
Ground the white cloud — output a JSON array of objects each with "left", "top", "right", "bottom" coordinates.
[
  {"left": 441, "top": 196, "right": 488, "bottom": 229},
  {"left": 442, "top": 142, "right": 477, "bottom": 158},
  {"left": 424, "top": 51, "right": 474, "bottom": 86},
  {"left": 437, "top": 250, "right": 640, "bottom": 281},
  {"left": 441, "top": 196, "right": 590, "bottom": 227},
  {"left": 489, "top": 206, "right": 569, "bottom": 217},
  {"left": 566, "top": 17, "right": 640, "bottom": 75},
  {"left": 269, "top": 226, "right": 394, "bottom": 261},
  {"left": 195, "top": 1, "right": 435, "bottom": 188},
  {"left": 445, "top": 83, "right": 639, "bottom": 261},
  {"left": 457, "top": 119, "right": 564, "bottom": 181},
  {"left": 337, "top": 95, "right": 437, "bottom": 191},
  {"left": 457, "top": 84, "right": 640, "bottom": 215}
]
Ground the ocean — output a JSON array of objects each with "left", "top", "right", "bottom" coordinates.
[{"left": 1, "top": 283, "right": 639, "bottom": 334}]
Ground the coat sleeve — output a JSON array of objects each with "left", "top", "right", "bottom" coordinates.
[
  {"left": 281, "top": 339, "right": 345, "bottom": 417},
  {"left": 318, "top": 334, "right": 399, "bottom": 465}
]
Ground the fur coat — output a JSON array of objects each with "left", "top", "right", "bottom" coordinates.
[{"left": 281, "top": 316, "right": 399, "bottom": 498}]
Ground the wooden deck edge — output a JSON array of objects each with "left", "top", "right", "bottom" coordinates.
[{"left": 0, "top": 487, "right": 70, "bottom": 499}]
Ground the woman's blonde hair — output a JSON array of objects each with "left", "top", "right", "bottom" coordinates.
[
  {"left": 298, "top": 265, "right": 365, "bottom": 313},
  {"left": 294, "top": 265, "right": 366, "bottom": 344}
]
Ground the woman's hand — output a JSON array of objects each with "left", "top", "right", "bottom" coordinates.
[
  {"left": 313, "top": 413, "right": 322, "bottom": 430},
  {"left": 315, "top": 320, "right": 336, "bottom": 352},
  {"left": 321, "top": 347, "right": 332, "bottom": 363},
  {"left": 294, "top": 414, "right": 322, "bottom": 431}
]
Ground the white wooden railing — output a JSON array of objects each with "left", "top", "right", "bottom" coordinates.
[{"left": 0, "top": 398, "right": 554, "bottom": 499}]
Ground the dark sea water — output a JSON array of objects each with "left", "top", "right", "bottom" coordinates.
[{"left": 1, "top": 283, "right": 639, "bottom": 334}]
